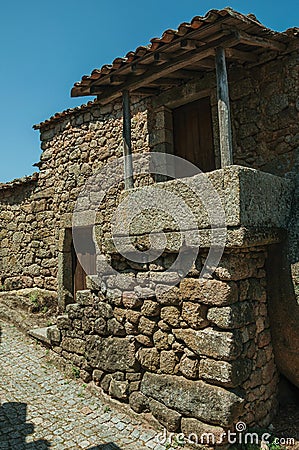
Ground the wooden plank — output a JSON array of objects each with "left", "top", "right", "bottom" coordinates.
[
  {"left": 215, "top": 47, "right": 233, "bottom": 167},
  {"left": 234, "top": 29, "right": 286, "bottom": 52},
  {"left": 131, "top": 63, "right": 147, "bottom": 75},
  {"left": 154, "top": 52, "right": 172, "bottom": 63},
  {"left": 72, "top": 20, "right": 233, "bottom": 98},
  {"left": 110, "top": 75, "right": 126, "bottom": 84},
  {"left": 134, "top": 87, "right": 160, "bottom": 95},
  {"left": 225, "top": 48, "right": 257, "bottom": 63},
  {"left": 122, "top": 90, "right": 134, "bottom": 189},
  {"left": 91, "top": 34, "right": 238, "bottom": 103},
  {"left": 149, "top": 77, "right": 183, "bottom": 86},
  {"left": 72, "top": 226, "right": 97, "bottom": 299},
  {"left": 180, "top": 39, "right": 198, "bottom": 50},
  {"left": 173, "top": 97, "right": 215, "bottom": 173},
  {"left": 192, "top": 59, "right": 215, "bottom": 69},
  {"left": 171, "top": 69, "right": 205, "bottom": 79}
]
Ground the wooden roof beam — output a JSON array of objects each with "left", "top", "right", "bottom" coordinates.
[
  {"left": 110, "top": 75, "right": 126, "bottom": 85},
  {"left": 154, "top": 52, "right": 172, "bottom": 64},
  {"left": 90, "top": 34, "right": 239, "bottom": 102},
  {"left": 193, "top": 59, "right": 215, "bottom": 69},
  {"left": 134, "top": 87, "right": 160, "bottom": 96},
  {"left": 149, "top": 77, "right": 183, "bottom": 86},
  {"left": 180, "top": 39, "right": 199, "bottom": 50},
  {"left": 131, "top": 63, "right": 147, "bottom": 75},
  {"left": 171, "top": 69, "right": 206, "bottom": 79},
  {"left": 225, "top": 48, "right": 258, "bottom": 63},
  {"left": 237, "top": 30, "right": 286, "bottom": 51}
]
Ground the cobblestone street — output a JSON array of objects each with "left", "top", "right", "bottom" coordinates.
[{"left": 0, "top": 321, "right": 172, "bottom": 450}]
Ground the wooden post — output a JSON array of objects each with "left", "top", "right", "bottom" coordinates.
[
  {"left": 215, "top": 47, "right": 233, "bottom": 167},
  {"left": 122, "top": 90, "right": 134, "bottom": 189}
]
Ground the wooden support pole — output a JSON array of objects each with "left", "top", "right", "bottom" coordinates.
[
  {"left": 215, "top": 47, "right": 233, "bottom": 167},
  {"left": 122, "top": 90, "right": 134, "bottom": 189}
]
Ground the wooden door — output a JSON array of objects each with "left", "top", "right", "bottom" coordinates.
[
  {"left": 172, "top": 97, "right": 215, "bottom": 173},
  {"left": 71, "top": 227, "right": 96, "bottom": 299}
]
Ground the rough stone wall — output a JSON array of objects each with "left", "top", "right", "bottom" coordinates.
[
  {"left": 0, "top": 97, "right": 150, "bottom": 309},
  {"left": 230, "top": 50, "right": 298, "bottom": 177},
  {"left": 0, "top": 51, "right": 297, "bottom": 303},
  {"left": 48, "top": 246, "right": 278, "bottom": 435},
  {"left": 0, "top": 177, "right": 58, "bottom": 292}
]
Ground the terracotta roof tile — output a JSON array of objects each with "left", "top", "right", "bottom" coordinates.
[
  {"left": 33, "top": 100, "right": 98, "bottom": 130},
  {"left": 33, "top": 8, "right": 298, "bottom": 130},
  {"left": 68, "top": 8, "right": 297, "bottom": 101}
]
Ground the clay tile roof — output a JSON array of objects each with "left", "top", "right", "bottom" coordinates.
[
  {"left": 33, "top": 8, "right": 298, "bottom": 130},
  {"left": 33, "top": 100, "right": 98, "bottom": 130},
  {"left": 71, "top": 7, "right": 296, "bottom": 98}
]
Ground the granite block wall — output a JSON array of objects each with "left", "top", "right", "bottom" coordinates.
[{"left": 48, "top": 246, "right": 278, "bottom": 435}]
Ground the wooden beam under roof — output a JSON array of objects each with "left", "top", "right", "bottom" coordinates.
[
  {"left": 149, "top": 77, "right": 184, "bottom": 86},
  {"left": 154, "top": 52, "right": 173, "bottom": 64},
  {"left": 133, "top": 87, "right": 160, "bottom": 95},
  {"left": 180, "top": 39, "right": 199, "bottom": 50},
  {"left": 171, "top": 68, "right": 207, "bottom": 78},
  {"left": 84, "top": 24, "right": 230, "bottom": 93},
  {"left": 130, "top": 63, "right": 147, "bottom": 75},
  {"left": 222, "top": 26, "right": 286, "bottom": 52},
  {"left": 110, "top": 75, "right": 126, "bottom": 85},
  {"left": 192, "top": 59, "right": 215, "bottom": 69},
  {"left": 89, "top": 34, "right": 238, "bottom": 103},
  {"left": 236, "top": 30, "right": 286, "bottom": 52},
  {"left": 225, "top": 48, "right": 258, "bottom": 63}
]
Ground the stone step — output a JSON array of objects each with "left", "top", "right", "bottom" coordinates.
[{"left": 28, "top": 325, "right": 60, "bottom": 346}]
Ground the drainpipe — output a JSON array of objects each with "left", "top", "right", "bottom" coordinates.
[
  {"left": 122, "top": 90, "right": 134, "bottom": 189},
  {"left": 215, "top": 47, "right": 233, "bottom": 167}
]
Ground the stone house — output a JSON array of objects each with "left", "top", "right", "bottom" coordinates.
[{"left": 0, "top": 8, "right": 298, "bottom": 441}]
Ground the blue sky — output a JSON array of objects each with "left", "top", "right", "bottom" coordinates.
[{"left": 0, "top": 0, "right": 298, "bottom": 182}]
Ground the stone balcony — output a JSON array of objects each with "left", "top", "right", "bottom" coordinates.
[{"left": 99, "top": 165, "right": 294, "bottom": 255}]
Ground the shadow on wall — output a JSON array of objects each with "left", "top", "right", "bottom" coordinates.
[
  {"left": 266, "top": 241, "right": 299, "bottom": 390},
  {"left": 266, "top": 155, "right": 299, "bottom": 390},
  {"left": 0, "top": 402, "right": 50, "bottom": 449}
]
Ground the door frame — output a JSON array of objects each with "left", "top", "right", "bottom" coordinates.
[{"left": 149, "top": 85, "right": 221, "bottom": 172}]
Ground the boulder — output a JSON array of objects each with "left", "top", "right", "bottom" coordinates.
[
  {"left": 141, "top": 373, "right": 244, "bottom": 426},
  {"left": 86, "top": 335, "right": 137, "bottom": 371}
]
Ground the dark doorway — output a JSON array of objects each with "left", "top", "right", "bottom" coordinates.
[
  {"left": 72, "top": 226, "right": 96, "bottom": 299},
  {"left": 172, "top": 96, "right": 215, "bottom": 173}
]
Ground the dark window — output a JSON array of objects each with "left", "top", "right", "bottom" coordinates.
[{"left": 172, "top": 97, "right": 215, "bottom": 173}]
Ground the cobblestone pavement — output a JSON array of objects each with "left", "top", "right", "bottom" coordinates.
[{"left": 0, "top": 321, "right": 175, "bottom": 450}]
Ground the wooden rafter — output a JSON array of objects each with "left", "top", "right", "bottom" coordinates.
[
  {"left": 133, "top": 87, "right": 160, "bottom": 95},
  {"left": 80, "top": 25, "right": 229, "bottom": 94},
  {"left": 131, "top": 63, "right": 147, "bottom": 75},
  {"left": 221, "top": 26, "right": 286, "bottom": 52},
  {"left": 225, "top": 48, "right": 258, "bottom": 63},
  {"left": 154, "top": 52, "right": 173, "bottom": 63},
  {"left": 180, "top": 39, "right": 199, "bottom": 50},
  {"left": 236, "top": 30, "right": 286, "bottom": 52},
  {"left": 171, "top": 69, "right": 207, "bottom": 79},
  {"left": 149, "top": 77, "right": 183, "bottom": 86},
  {"left": 90, "top": 34, "right": 238, "bottom": 103}
]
